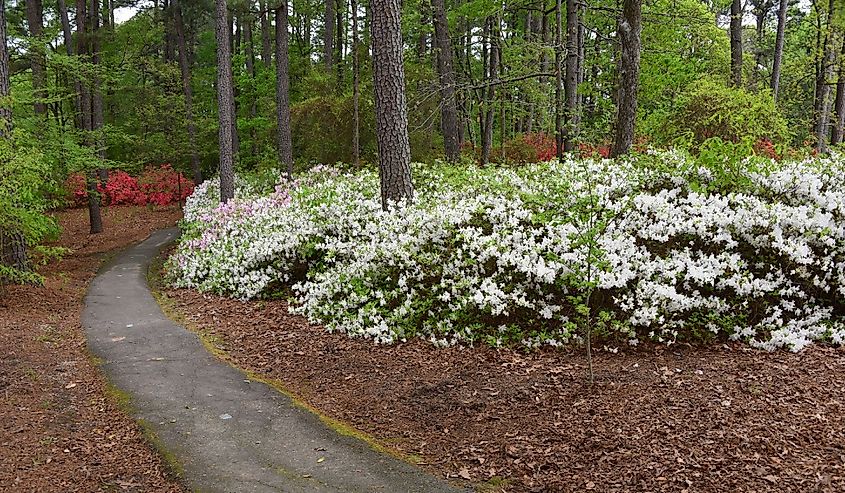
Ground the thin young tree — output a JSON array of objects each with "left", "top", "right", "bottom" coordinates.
[
  {"left": 275, "top": 0, "right": 294, "bottom": 178},
  {"left": 215, "top": 0, "right": 236, "bottom": 202},
  {"left": 554, "top": 0, "right": 563, "bottom": 158},
  {"left": 75, "top": 0, "right": 103, "bottom": 233},
  {"left": 324, "top": 0, "right": 335, "bottom": 71},
  {"left": 771, "top": 0, "right": 788, "bottom": 100},
  {"left": 370, "top": 0, "right": 413, "bottom": 208},
  {"left": 172, "top": 0, "right": 203, "bottom": 184},
  {"left": 563, "top": 0, "right": 579, "bottom": 151},
  {"left": 431, "top": 0, "right": 460, "bottom": 162},
  {"left": 482, "top": 16, "right": 498, "bottom": 165},
  {"left": 610, "top": 0, "right": 642, "bottom": 157},
  {"left": 815, "top": 0, "right": 837, "bottom": 152}
]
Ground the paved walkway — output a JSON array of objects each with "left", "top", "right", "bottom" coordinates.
[{"left": 83, "top": 228, "right": 464, "bottom": 493}]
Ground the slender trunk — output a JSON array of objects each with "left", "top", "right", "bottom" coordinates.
[
  {"left": 351, "top": 0, "right": 360, "bottom": 166},
  {"left": 771, "top": 0, "right": 787, "bottom": 100},
  {"left": 563, "top": 0, "right": 579, "bottom": 151},
  {"left": 230, "top": 15, "right": 240, "bottom": 160},
  {"left": 370, "top": 0, "right": 413, "bottom": 208},
  {"left": 432, "top": 0, "right": 460, "bottom": 162},
  {"left": 215, "top": 0, "right": 235, "bottom": 202},
  {"left": 260, "top": 0, "right": 272, "bottom": 68},
  {"left": 730, "top": 0, "right": 743, "bottom": 87},
  {"left": 275, "top": 0, "right": 294, "bottom": 178},
  {"left": 163, "top": 0, "right": 175, "bottom": 61},
  {"left": 57, "top": 0, "right": 83, "bottom": 127},
  {"left": 26, "top": 0, "right": 48, "bottom": 116},
  {"left": 173, "top": 0, "right": 203, "bottom": 184},
  {"left": 832, "top": 39, "right": 845, "bottom": 144},
  {"left": 90, "top": 0, "right": 107, "bottom": 183},
  {"left": 324, "top": 0, "right": 335, "bottom": 71},
  {"left": 554, "top": 0, "right": 563, "bottom": 158},
  {"left": 482, "top": 17, "right": 498, "bottom": 165},
  {"left": 244, "top": 11, "right": 258, "bottom": 157},
  {"left": 610, "top": 0, "right": 642, "bottom": 157},
  {"left": 336, "top": 0, "right": 344, "bottom": 78}
]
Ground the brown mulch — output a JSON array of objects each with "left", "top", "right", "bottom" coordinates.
[
  {"left": 160, "top": 288, "right": 845, "bottom": 493},
  {"left": 0, "top": 206, "right": 186, "bottom": 492}
]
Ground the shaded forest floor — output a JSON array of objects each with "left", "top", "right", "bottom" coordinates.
[
  {"left": 0, "top": 206, "right": 185, "bottom": 492},
  {"left": 159, "top": 287, "right": 845, "bottom": 493}
]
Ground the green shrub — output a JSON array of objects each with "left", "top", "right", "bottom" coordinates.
[{"left": 652, "top": 79, "right": 789, "bottom": 147}]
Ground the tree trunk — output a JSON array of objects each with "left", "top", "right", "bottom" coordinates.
[
  {"left": 771, "top": 0, "right": 787, "bottom": 100},
  {"left": 275, "top": 0, "right": 294, "bottom": 178},
  {"left": 0, "top": 0, "right": 30, "bottom": 275},
  {"left": 324, "top": 0, "right": 335, "bottom": 71},
  {"left": 730, "top": 0, "right": 743, "bottom": 87},
  {"left": 351, "top": 0, "right": 360, "bottom": 166},
  {"left": 173, "top": 0, "right": 203, "bottom": 184},
  {"left": 816, "top": 0, "right": 837, "bottom": 152},
  {"left": 432, "top": 0, "right": 460, "bottom": 162},
  {"left": 563, "top": 0, "right": 579, "bottom": 151},
  {"left": 260, "top": 0, "right": 272, "bottom": 68},
  {"left": 610, "top": 0, "right": 642, "bottom": 157},
  {"left": 26, "top": 0, "right": 48, "bottom": 117},
  {"left": 554, "top": 0, "right": 563, "bottom": 158},
  {"left": 163, "top": 0, "right": 175, "bottom": 61},
  {"left": 215, "top": 0, "right": 235, "bottom": 202},
  {"left": 244, "top": 10, "right": 258, "bottom": 157},
  {"left": 370, "top": 0, "right": 413, "bottom": 209},
  {"left": 90, "top": 0, "right": 107, "bottom": 185},
  {"left": 335, "top": 0, "right": 344, "bottom": 79},
  {"left": 482, "top": 17, "right": 498, "bottom": 165}
]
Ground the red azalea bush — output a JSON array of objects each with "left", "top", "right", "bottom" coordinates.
[{"left": 65, "top": 164, "right": 194, "bottom": 208}]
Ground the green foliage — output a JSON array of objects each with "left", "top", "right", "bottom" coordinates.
[{"left": 648, "top": 79, "right": 790, "bottom": 147}]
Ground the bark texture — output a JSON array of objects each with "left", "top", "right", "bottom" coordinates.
[
  {"left": 370, "top": 0, "right": 413, "bottom": 209},
  {"left": 275, "top": 0, "right": 294, "bottom": 178},
  {"left": 431, "top": 0, "right": 460, "bottom": 162},
  {"left": 26, "top": 0, "right": 48, "bottom": 117},
  {"left": 215, "top": 0, "right": 235, "bottom": 202},
  {"left": 610, "top": 0, "right": 642, "bottom": 158},
  {"left": 173, "top": 0, "right": 203, "bottom": 184},
  {"left": 730, "top": 0, "right": 743, "bottom": 87}
]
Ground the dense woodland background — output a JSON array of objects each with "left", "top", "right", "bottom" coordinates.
[{"left": 0, "top": 0, "right": 841, "bottom": 278}]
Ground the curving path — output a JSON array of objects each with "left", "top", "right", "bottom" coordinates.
[{"left": 83, "top": 228, "right": 465, "bottom": 493}]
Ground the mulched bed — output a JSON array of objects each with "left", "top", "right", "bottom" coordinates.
[
  {"left": 160, "top": 288, "right": 845, "bottom": 493},
  {"left": 0, "top": 206, "right": 186, "bottom": 492}
]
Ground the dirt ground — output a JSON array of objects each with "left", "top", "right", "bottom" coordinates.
[
  {"left": 160, "top": 287, "right": 845, "bottom": 493},
  {"left": 0, "top": 206, "right": 185, "bottom": 492}
]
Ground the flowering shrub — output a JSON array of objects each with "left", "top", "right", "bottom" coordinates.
[
  {"left": 168, "top": 152, "right": 845, "bottom": 351},
  {"left": 65, "top": 164, "right": 194, "bottom": 207}
]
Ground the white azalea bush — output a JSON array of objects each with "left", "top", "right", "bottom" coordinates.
[{"left": 167, "top": 152, "right": 845, "bottom": 351}]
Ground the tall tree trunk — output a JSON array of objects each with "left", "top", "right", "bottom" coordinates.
[
  {"left": 90, "top": 0, "right": 107, "bottom": 184},
  {"left": 163, "top": 0, "right": 175, "bottom": 61},
  {"left": 244, "top": 10, "right": 258, "bottom": 157},
  {"left": 370, "top": 0, "right": 413, "bottom": 209},
  {"left": 563, "top": 0, "right": 578, "bottom": 151},
  {"left": 26, "top": 0, "right": 48, "bottom": 117},
  {"left": 482, "top": 17, "right": 498, "bottom": 165},
  {"left": 816, "top": 0, "right": 837, "bottom": 152},
  {"left": 230, "top": 15, "right": 240, "bottom": 160},
  {"left": 275, "top": 0, "right": 294, "bottom": 178},
  {"left": 324, "top": 0, "right": 335, "bottom": 71},
  {"left": 771, "top": 0, "right": 788, "bottom": 100},
  {"left": 554, "top": 0, "right": 563, "bottom": 158},
  {"left": 76, "top": 0, "right": 103, "bottom": 233},
  {"left": 260, "top": 0, "right": 272, "bottom": 68},
  {"left": 173, "top": 0, "right": 203, "bottom": 184},
  {"left": 730, "top": 0, "right": 743, "bottom": 87},
  {"left": 0, "top": 0, "right": 30, "bottom": 275},
  {"left": 432, "top": 0, "right": 460, "bottom": 162},
  {"left": 57, "top": 0, "right": 83, "bottom": 128},
  {"left": 351, "top": 0, "right": 360, "bottom": 166},
  {"left": 610, "top": 0, "right": 642, "bottom": 157},
  {"left": 215, "top": 0, "right": 235, "bottom": 202},
  {"left": 336, "top": 0, "right": 344, "bottom": 76}
]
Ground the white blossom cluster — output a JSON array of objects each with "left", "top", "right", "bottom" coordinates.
[{"left": 167, "top": 152, "right": 845, "bottom": 351}]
